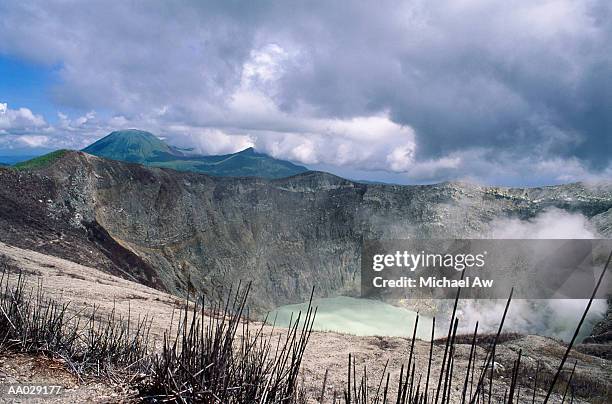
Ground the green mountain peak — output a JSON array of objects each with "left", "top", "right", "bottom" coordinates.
[
  {"left": 81, "top": 130, "right": 308, "bottom": 179},
  {"left": 82, "top": 130, "right": 178, "bottom": 163}
]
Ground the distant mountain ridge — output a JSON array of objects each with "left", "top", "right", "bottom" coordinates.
[{"left": 82, "top": 129, "right": 309, "bottom": 179}]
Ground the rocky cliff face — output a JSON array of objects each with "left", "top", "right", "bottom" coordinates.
[{"left": 0, "top": 151, "right": 611, "bottom": 311}]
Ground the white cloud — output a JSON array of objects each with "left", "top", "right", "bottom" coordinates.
[
  {"left": 0, "top": 1, "right": 610, "bottom": 183},
  {"left": 246, "top": 113, "right": 416, "bottom": 169},
  {"left": 167, "top": 126, "right": 255, "bottom": 156},
  {"left": 3, "top": 98, "right": 612, "bottom": 186},
  {"left": 15, "top": 135, "right": 50, "bottom": 148},
  {"left": 0, "top": 102, "right": 119, "bottom": 151},
  {"left": 242, "top": 44, "right": 292, "bottom": 87},
  {"left": 0, "top": 103, "right": 47, "bottom": 133},
  {"left": 386, "top": 145, "right": 415, "bottom": 172}
]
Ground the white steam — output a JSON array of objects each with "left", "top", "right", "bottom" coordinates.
[
  {"left": 454, "top": 208, "right": 606, "bottom": 341},
  {"left": 487, "top": 208, "right": 598, "bottom": 239}
]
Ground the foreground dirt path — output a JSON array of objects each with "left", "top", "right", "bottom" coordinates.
[{"left": 0, "top": 242, "right": 608, "bottom": 403}]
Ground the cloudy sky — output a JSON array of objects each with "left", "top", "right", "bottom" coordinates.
[{"left": 0, "top": 1, "right": 610, "bottom": 185}]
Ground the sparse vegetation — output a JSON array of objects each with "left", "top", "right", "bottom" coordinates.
[
  {"left": 0, "top": 254, "right": 152, "bottom": 378},
  {"left": 334, "top": 250, "right": 612, "bottom": 404},
  {"left": 13, "top": 149, "right": 69, "bottom": 170},
  {"left": 0, "top": 256, "right": 314, "bottom": 403},
  {"left": 1, "top": 251, "right": 610, "bottom": 403},
  {"left": 141, "top": 283, "right": 315, "bottom": 402}
]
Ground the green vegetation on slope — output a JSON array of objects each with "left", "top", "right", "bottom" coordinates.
[
  {"left": 82, "top": 129, "right": 309, "bottom": 179},
  {"left": 13, "top": 149, "right": 69, "bottom": 170},
  {"left": 148, "top": 147, "right": 309, "bottom": 178},
  {"left": 82, "top": 129, "right": 176, "bottom": 163}
]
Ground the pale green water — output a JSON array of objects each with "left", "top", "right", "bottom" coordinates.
[{"left": 268, "top": 296, "right": 434, "bottom": 341}]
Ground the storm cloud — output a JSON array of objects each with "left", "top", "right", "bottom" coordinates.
[{"left": 0, "top": 0, "right": 610, "bottom": 184}]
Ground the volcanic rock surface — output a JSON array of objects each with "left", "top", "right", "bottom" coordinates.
[{"left": 1, "top": 151, "right": 611, "bottom": 313}]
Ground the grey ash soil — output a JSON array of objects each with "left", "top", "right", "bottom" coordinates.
[
  {"left": 0, "top": 353, "right": 137, "bottom": 403},
  {"left": 0, "top": 243, "right": 609, "bottom": 403},
  {"left": 0, "top": 165, "right": 164, "bottom": 291},
  {"left": 0, "top": 151, "right": 611, "bottom": 401}
]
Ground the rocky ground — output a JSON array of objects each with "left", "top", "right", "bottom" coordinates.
[
  {"left": 1, "top": 153, "right": 611, "bottom": 314},
  {"left": 0, "top": 242, "right": 609, "bottom": 403},
  {"left": 0, "top": 353, "right": 137, "bottom": 403}
]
